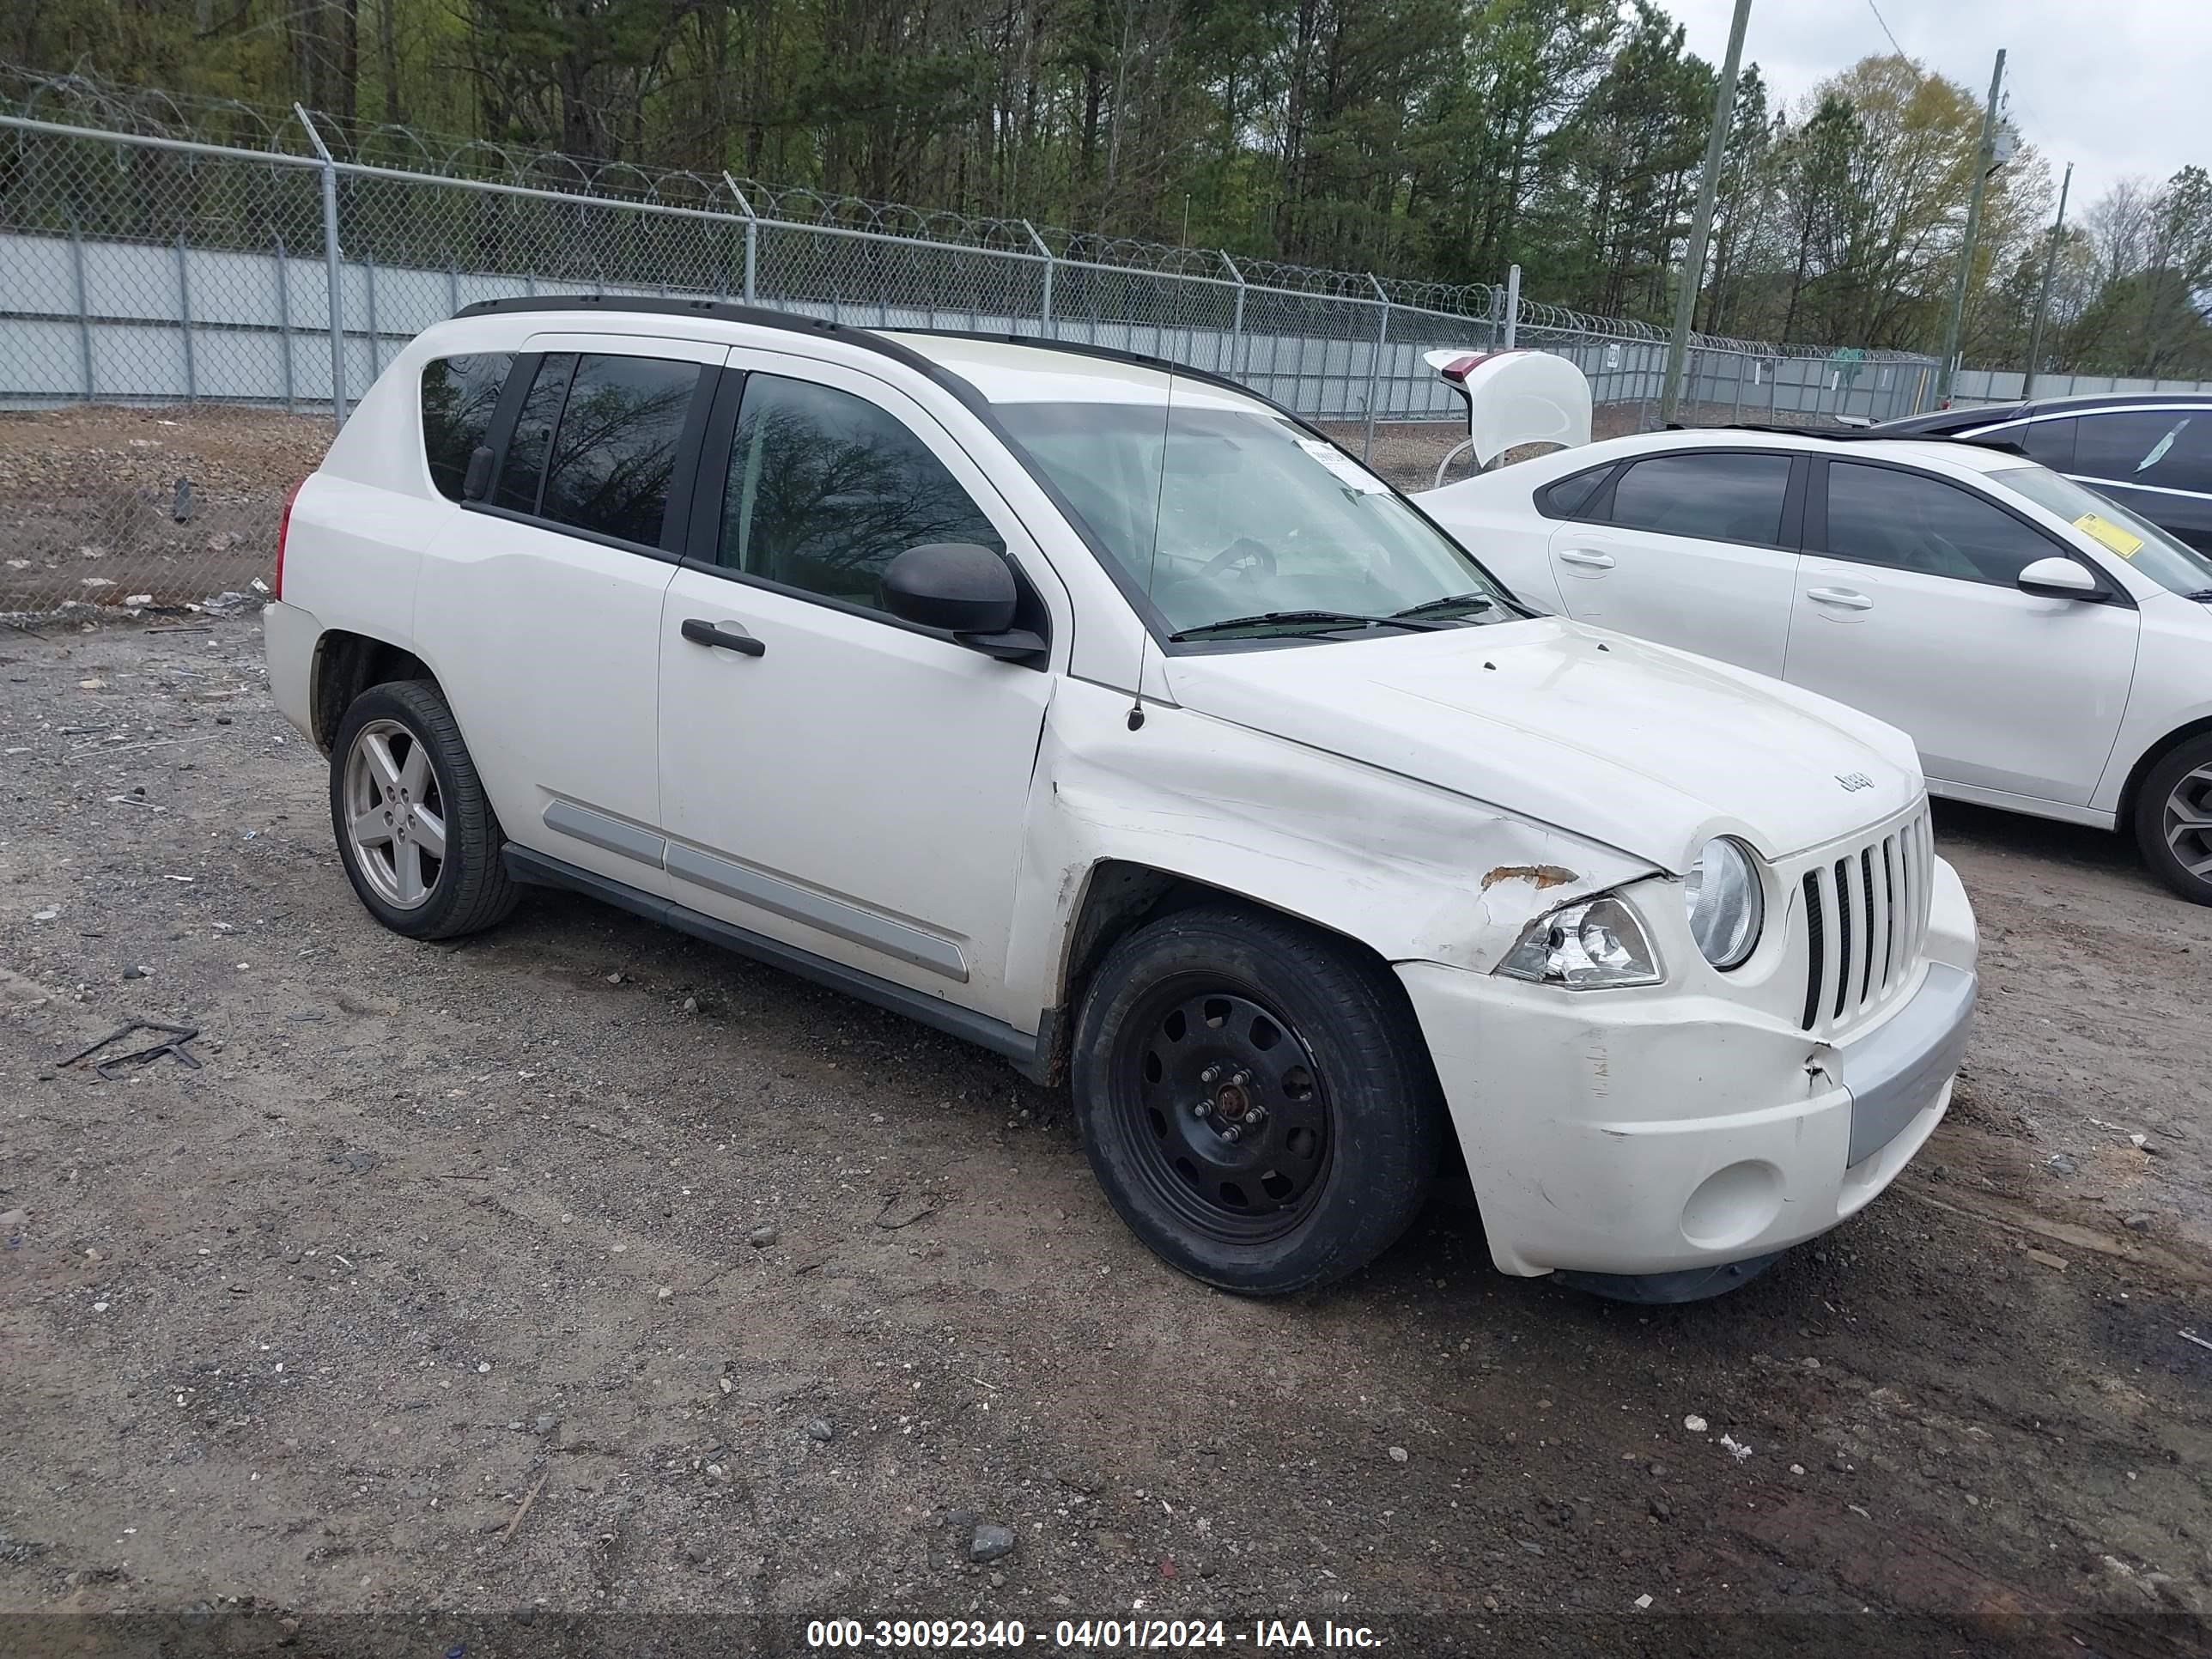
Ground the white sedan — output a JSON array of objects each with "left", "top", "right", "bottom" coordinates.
[{"left": 1420, "top": 422, "right": 2212, "bottom": 902}]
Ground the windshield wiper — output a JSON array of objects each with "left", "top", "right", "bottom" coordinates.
[
  {"left": 1392, "top": 591, "right": 1498, "bottom": 621},
  {"left": 1170, "top": 609, "right": 1447, "bottom": 641},
  {"left": 2183, "top": 588, "right": 2212, "bottom": 602}
]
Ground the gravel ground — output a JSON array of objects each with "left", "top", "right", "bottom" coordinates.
[{"left": 3, "top": 614, "right": 2210, "bottom": 1650}]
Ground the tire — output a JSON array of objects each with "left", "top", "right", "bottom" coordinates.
[
  {"left": 1071, "top": 904, "right": 1443, "bottom": 1295},
  {"left": 2133, "top": 732, "right": 2212, "bottom": 904},
  {"left": 328, "top": 679, "right": 520, "bottom": 939}
]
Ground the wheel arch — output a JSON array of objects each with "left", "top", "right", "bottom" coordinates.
[
  {"left": 311, "top": 629, "right": 443, "bottom": 753},
  {"left": 2116, "top": 714, "right": 2212, "bottom": 835}
]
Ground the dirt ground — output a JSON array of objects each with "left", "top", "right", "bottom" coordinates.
[{"left": 1, "top": 616, "right": 2208, "bottom": 1659}]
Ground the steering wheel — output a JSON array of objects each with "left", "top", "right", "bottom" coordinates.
[{"left": 1202, "top": 537, "right": 1279, "bottom": 578}]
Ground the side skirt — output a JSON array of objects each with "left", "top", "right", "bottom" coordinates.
[{"left": 502, "top": 846, "right": 1054, "bottom": 1080}]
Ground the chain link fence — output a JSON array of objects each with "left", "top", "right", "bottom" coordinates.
[{"left": 0, "top": 73, "right": 1938, "bottom": 622}]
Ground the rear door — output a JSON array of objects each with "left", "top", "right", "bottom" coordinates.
[
  {"left": 415, "top": 335, "right": 723, "bottom": 892},
  {"left": 1541, "top": 447, "right": 1804, "bottom": 677},
  {"left": 2067, "top": 407, "right": 2212, "bottom": 552},
  {"left": 1784, "top": 457, "right": 2138, "bottom": 805}
]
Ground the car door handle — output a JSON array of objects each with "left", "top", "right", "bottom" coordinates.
[
  {"left": 1557, "top": 548, "right": 1615, "bottom": 569},
  {"left": 680, "top": 617, "right": 766, "bottom": 657},
  {"left": 1806, "top": 586, "right": 1872, "bottom": 611}
]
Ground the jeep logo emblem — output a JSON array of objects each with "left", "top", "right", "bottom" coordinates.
[{"left": 1836, "top": 772, "right": 1874, "bottom": 793}]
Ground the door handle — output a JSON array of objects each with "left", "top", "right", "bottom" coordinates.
[
  {"left": 680, "top": 617, "right": 766, "bottom": 657},
  {"left": 1806, "top": 586, "right": 1872, "bottom": 611},
  {"left": 1557, "top": 548, "right": 1615, "bottom": 569}
]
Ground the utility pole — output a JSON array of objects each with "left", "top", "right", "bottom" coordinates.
[
  {"left": 1659, "top": 0, "right": 1752, "bottom": 426},
  {"left": 1936, "top": 47, "right": 2006, "bottom": 404},
  {"left": 2022, "top": 161, "right": 2072, "bottom": 398}
]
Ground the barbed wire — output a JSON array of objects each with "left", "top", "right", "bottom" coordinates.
[{"left": 0, "top": 59, "right": 1929, "bottom": 361}]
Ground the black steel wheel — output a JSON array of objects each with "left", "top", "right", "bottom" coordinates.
[{"left": 1073, "top": 904, "right": 1443, "bottom": 1295}]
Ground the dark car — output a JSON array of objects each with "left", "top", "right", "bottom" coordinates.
[{"left": 1875, "top": 394, "right": 2212, "bottom": 552}]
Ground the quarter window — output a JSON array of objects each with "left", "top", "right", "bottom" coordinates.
[
  {"left": 420, "top": 353, "right": 513, "bottom": 501},
  {"left": 2073, "top": 410, "right": 2212, "bottom": 494},
  {"left": 717, "top": 374, "right": 1001, "bottom": 613},
  {"left": 1825, "top": 463, "right": 2057, "bottom": 586},
  {"left": 1607, "top": 452, "right": 1793, "bottom": 545}
]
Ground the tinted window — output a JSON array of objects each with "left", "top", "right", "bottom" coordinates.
[
  {"left": 1607, "top": 452, "right": 1792, "bottom": 544},
  {"left": 493, "top": 352, "right": 574, "bottom": 514},
  {"left": 719, "top": 374, "right": 1000, "bottom": 611},
  {"left": 2074, "top": 410, "right": 2212, "bottom": 494},
  {"left": 421, "top": 353, "right": 513, "bottom": 501},
  {"left": 2021, "top": 416, "right": 2075, "bottom": 471},
  {"left": 1540, "top": 466, "right": 1610, "bottom": 519},
  {"left": 1825, "top": 463, "right": 2055, "bottom": 585},
  {"left": 538, "top": 354, "right": 701, "bottom": 546}
]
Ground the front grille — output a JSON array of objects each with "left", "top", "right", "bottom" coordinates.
[{"left": 1798, "top": 809, "right": 1932, "bottom": 1034}]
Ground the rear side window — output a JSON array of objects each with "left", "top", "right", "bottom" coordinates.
[
  {"left": 2074, "top": 410, "right": 2212, "bottom": 493},
  {"left": 1824, "top": 462, "right": 2056, "bottom": 586},
  {"left": 493, "top": 353, "right": 575, "bottom": 514},
  {"left": 716, "top": 373, "right": 1000, "bottom": 612},
  {"left": 488, "top": 352, "right": 702, "bottom": 547},
  {"left": 421, "top": 353, "right": 513, "bottom": 501},
  {"left": 1607, "top": 452, "right": 1793, "bottom": 545},
  {"left": 538, "top": 355, "right": 702, "bottom": 546}
]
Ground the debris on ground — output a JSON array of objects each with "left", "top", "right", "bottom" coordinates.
[
  {"left": 1682, "top": 1414, "right": 1708, "bottom": 1433},
  {"left": 969, "top": 1522, "right": 1016, "bottom": 1563},
  {"left": 62, "top": 1018, "right": 203, "bottom": 1079}
]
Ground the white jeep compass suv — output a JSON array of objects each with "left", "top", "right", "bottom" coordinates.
[{"left": 264, "top": 297, "right": 1978, "bottom": 1300}]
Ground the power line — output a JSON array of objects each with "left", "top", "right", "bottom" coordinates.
[{"left": 1864, "top": 0, "right": 1906, "bottom": 60}]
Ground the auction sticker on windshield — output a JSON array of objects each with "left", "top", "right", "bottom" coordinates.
[
  {"left": 1296, "top": 438, "right": 1390, "bottom": 493},
  {"left": 2074, "top": 511, "right": 2145, "bottom": 558}
]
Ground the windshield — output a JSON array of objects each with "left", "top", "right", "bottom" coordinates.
[
  {"left": 1012, "top": 396, "right": 1516, "bottom": 638},
  {"left": 1990, "top": 465, "right": 2212, "bottom": 599}
]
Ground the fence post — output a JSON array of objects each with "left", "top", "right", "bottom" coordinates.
[
  {"left": 1363, "top": 274, "right": 1389, "bottom": 461},
  {"left": 68, "top": 214, "right": 94, "bottom": 402},
  {"left": 1219, "top": 252, "right": 1246, "bottom": 380},
  {"left": 1023, "top": 220, "right": 1052, "bottom": 337},
  {"left": 363, "top": 254, "right": 379, "bottom": 378},
  {"left": 722, "top": 173, "right": 757, "bottom": 304},
  {"left": 296, "top": 104, "right": 348, "bottom": 430},
  {"left": 447, "top": 262, "right": 459, "bottom": 317},
  {"left": 1731, "top": 349, "right": 1744, "bottom": 423},
  {"left": 1503, "top": 264, "right": 1520, "bottom": 349},
  {"left": 276, "top": 234, "right": 295, "bottom": 414},
  {"left": 175, "top": 234, "right": 197, "bottom": 402}
]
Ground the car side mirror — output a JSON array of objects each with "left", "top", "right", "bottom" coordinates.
[
  {"left": 881, "top": 543, "right": 1046, "bottom": 662},
  {"left": 2016, "top": 556, "right": 2102, "bottom": 601},
  {"left": 461, "top": 445, "right": 495, "bottom": 501}
]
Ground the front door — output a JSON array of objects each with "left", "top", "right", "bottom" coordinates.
[
  {"left": 1543, "top": 447, "right": 1802, "bottom": 677},
  {"left": 655, "top": 356, "right": 1064, "bottom": 1027},
  {"left": 1785, "top": 458, "right": 2139, "bottom": 805}
]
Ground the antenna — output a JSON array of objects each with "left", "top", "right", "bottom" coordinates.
[{"left": 1130, "top": 368, "right": 1176, "bottom": 732}]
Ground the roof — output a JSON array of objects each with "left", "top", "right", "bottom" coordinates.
[
  {"left": 1570, "top": 423, "right": 2033, "bottom": 474},
  {"left": 1878, "top": 389, "right": 2212, "bottom": 434}
]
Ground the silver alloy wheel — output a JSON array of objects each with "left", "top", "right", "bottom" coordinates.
[
  {"left": 342, "top": 717, "right": 447, "bottom": 910},
  {"left": 2166, "top": 763, "right": 2212, "bottom": 883}
]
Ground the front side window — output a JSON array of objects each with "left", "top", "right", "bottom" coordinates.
[
  {"left": 421, "top": 352, "right": 514, "bottom": 501},
  {"left": 2072, "top": 410, "right": 2212, "bottom": 494},
  {"left": 1991, "top": 464, "right": 2212, "bottom": 598},
  {"left": 1825, "top": 462, "right": 2053, "bottom": 586},
  {"left": 1606, "top": 452, "right": 1793, "bottom": 545},
  {"left": 1013, "top": 400, "right": 1515, "bottom": 638},
  {"left": 717, "top": 373, "right": 1001, "bottom": 611}
]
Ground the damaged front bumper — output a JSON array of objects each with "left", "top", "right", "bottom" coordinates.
[{"left": 1399, "top": 854, "right": 1978, "bottom": 1285}]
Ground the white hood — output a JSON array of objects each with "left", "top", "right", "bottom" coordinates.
[{"left": 1164, "top": 617, "right": 1923, "bottom": 873}]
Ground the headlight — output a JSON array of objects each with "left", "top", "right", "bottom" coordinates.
[
  {"left": 1683, "top": 836, "right": 1764, "bottom": 969},
  {"left": 1498, "top": 895, "right": 1662, "bottom": 988}
]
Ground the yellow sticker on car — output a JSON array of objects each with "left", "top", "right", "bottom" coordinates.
[{"left": 2074, "top": 512, "right": 2144, "bottom": 558}]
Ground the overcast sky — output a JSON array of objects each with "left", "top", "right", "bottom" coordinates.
[{"left": 1650, "top": 0, "right": 2211, "bottom": 213}]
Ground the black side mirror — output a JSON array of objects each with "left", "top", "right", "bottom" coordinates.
[
  {"left": 461, "top": 444, "right": 495, "bottom": 501},
  {"left": 881, "top": 543, "right": 1046, "bottom": 661}
]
